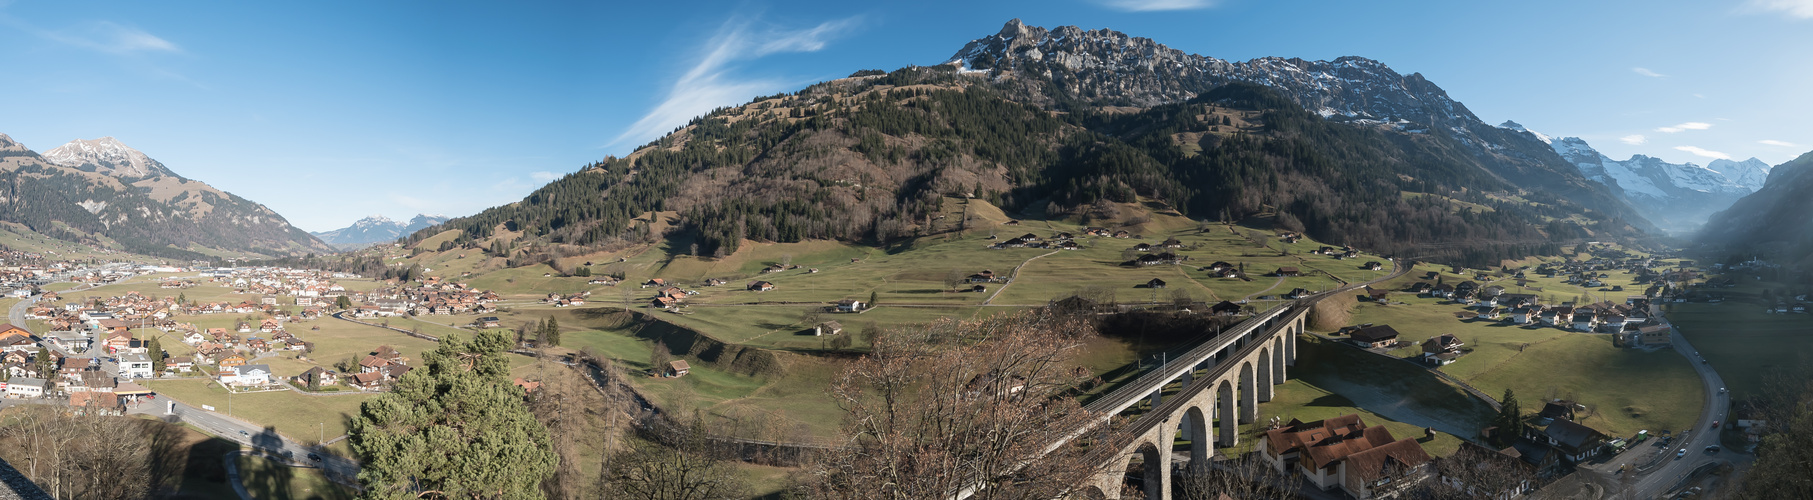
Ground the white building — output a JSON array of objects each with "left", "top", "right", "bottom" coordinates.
[
  {"left": 219, "top": 364, "right": 274, "bottom": 387},
  {"left": 4, "top": 377, "right": 46, "bottom": 398},
  {"left": 119, "top": 353, "right": 155, "bottom": 379}
]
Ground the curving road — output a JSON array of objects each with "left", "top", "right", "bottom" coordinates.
[{"left": 1570, "top": 304, "right": 1734, "bottom": 499}]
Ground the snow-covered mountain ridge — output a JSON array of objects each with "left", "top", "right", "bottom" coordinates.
[
  {"left": 311, "top": 214, "right": 451, "bottom": 248},
  {"left": 1502, "top": 121, "right": 1770, "bottom": 233}
]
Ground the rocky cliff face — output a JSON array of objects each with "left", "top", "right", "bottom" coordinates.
[
  {"left": 951, "top": 19, "right": 1652, "bottom": 233},
  {"left": 953, "top": 19, "right": 1478, "bottom": 128}
]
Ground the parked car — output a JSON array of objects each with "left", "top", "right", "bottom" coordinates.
[{"left": 308, "top": 452, "right": 322, "bottom": 462}]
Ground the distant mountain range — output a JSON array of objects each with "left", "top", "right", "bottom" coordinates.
[
  {"left": 312, "top": 214, "right": 449, "bottom": 248},
  {"left": 0, "top": 133, "right": 330, "bottom": 259},
  {"left": 1498, "top": 122, "right": 1772, "bottom": 234}
]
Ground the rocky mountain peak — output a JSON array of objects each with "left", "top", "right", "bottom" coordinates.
[
  {"left": 949, "top": 19, "right": 1482, "bottom": 128},
  {"left": 0, "top": 133, "right": 26, "bottom": 152},
  {"left": 40, "top": 136, "right": 179, "bottom": 180}
]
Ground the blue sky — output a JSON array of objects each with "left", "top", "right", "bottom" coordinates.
[{"left": 0, "top": 0, "right": 1809, "bottom": 231}]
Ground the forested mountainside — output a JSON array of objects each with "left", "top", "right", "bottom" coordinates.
[
  {"left": 0, "top": 133, "right": 331, "bottom": 260},
  {"left": 1698, "top": 151, "right": 1813, "bottom": 263},
  {"left": 413, "top": 62, "right": 1645, "bottom": 267}
]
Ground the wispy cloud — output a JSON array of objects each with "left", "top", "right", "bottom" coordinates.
[
  {"left": 1759, "top": 139, "right": 1801, "bottom": 147},
  {"left": 1675, "top": 146, "right": 1732, "bottom": 160},
  {"left": 529, "top": 171, "right": 560, "bottom": 182},
  {"left": 15, "top": 19, "right": 183, "bottom": 55},
  {"left": 1656, "top": 122, "right": 1712, "bottom": 133},
  {"left": 1631, "top": 67, "right": 1665, "bottom": 78},
  {"left": 611, "top": 16, "right": 862, "bottom": 148},
  {"left": 1744, "top": 0, "right": 1813, "bottom": 19},
  {"left": 1620, "top": 135, "right": 1648, "bottom": 145},
  {"left": 1096, "top": 0, "right": 1216, "bottom": 11}
]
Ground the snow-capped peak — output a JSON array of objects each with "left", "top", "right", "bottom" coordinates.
[
  {"left": 39, "top": 136, "right": 178, "bottom": 180},
  {"left": 1706, "top": 157, "right": 1772, "bottom": 191},
  {"left": 1498, "top": 121, "right": 1551, "bottom": 144}
]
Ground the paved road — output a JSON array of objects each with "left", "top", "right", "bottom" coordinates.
[
  {"left": 127, "top": 395, "right": 363, "bottom": 482},
  {"left": 1573, "top": 306, "right": 1735, "bottom": 499}
]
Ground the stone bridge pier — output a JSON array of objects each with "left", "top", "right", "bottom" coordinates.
[{"left": 1089, "top": 308, "right": 1306, "bottom": 500}]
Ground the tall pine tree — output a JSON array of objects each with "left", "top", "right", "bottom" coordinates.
[
  {"left": 1494, "top": 389, "right": 1523, "bottom": 446},
  {"left": 349, "top": 330, "right": 556, "bottom": 498}
]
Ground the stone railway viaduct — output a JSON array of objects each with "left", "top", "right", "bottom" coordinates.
[{"left": 952, "top": 261, "right": 1406, "bottom": 500}]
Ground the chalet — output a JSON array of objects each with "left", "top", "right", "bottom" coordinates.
[
  {"left": 360, "top": 355, "right": 391, "bottom": 373},
  {"left": 1476, "top": 307, "right": 1502, "bottom": 321},
  {"left": 1257, "top": 414, "right": 1433, "bottom": 499},
  {"left": 1571, "top": 312, "right": 1596, "bottom": 332},
  {"left": 814, "top": 321, "right": 843, "bottom": 336},
  {"left": 1366, "top": 288, "right": 1390, "bottom": 302},
  {"left": 169, "top": 356, "right": 194, "bottom": 373},
  {"left": 293, "top": 367, "right": 338, "bottom": 387},
  {"left": 968, "top": 270, "right": 997, "bottom": 283},
  {"left": 219, "top": 364, "right": 273, "bottom": 387},
  {"left": 218, "top": 354, "right": 249, "bottom": 369},
  {"left": 1132, "top": 243, "right": 1153, "bottom": 252},
  {"left": 704, "top": 278, "right": 727, "bottom": 287},
  {"left": 666, "top": 360, "right": 691, "bottom": 378},
  {"left": 1431, "top": 284, "right": 1455, "bottom": 298},
  {"left": 475, "top": 316, "right": 503, "bottom": 328},
  {"left": 513, "top": 378, "right": 542, "bottom": 394},
  {"left": 650, "top": 296, "right": 678, "bottom": 310},
  {"left": 748, "top": 281, "right": 775, "bottom": 292},
  {"left": 1160, "top": 237, "right": 1183, "bottom": 248},
  {"left": 1421, "top": 334, "right": 1464, "bottom": 364},
  {"left": 1207, "top": 261, "right": 1235, "bottom": 272},
  {"left": 1210, "top": 301, "right": 1243, "bottom": 316},
  {"left": 1638, "top": 325, "right": 1671, "bottom": 346},
  {"left": 1498, "top": 293, "right": 1538, "bottom": 308},
  {"left": 835, "top": 299, "right": 864, "bottom": 312},
  {"left": 0, "top": 324, "right": 29, "bottom": 342},
  {"left": 971, "top": 284, "right": 986, "bottom": 293},
  {"left": 641, "top": 278, "right": 667, "bottom": 288},
  {"left": 236, "top": 321, "right": 253, "bottom": 333},
  {"left": 1600, "top": 314, "right": 1628, "bottom": 333},
  {"left": 1349, "top": 325, "right": 1401, "bottom": 348},
  {"left": 1274, "top": 267, "right": 1301, "bottom": 277},
  {"left": 1111, "top": 230, "right": 1131, "bottom": 238},
  {"left": 1407, "top": 282, "right": 1433, "bottom": 295},
  {"left": 1523, "top": 419, "right": 1609, "bottom": 463},
  {"left": 1363, "top": 261, "right": 1384, "bottom": 271},
  {"left": 1286, "top": 288, "right": 1311, "bottom": 299},
  {"left": 1145, "top": 278, "right": 1167, "bottom": 289},
  {"left": 350, "top": 371, "right": 385, "bottom": 391}
]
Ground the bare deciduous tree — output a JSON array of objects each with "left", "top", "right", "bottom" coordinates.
[
  {"left": 807, "top": 309, "right": 1125, "bottom": 500},
  {"left": 1173, "top": 455, "right": 1301, "bottom": 500}
]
